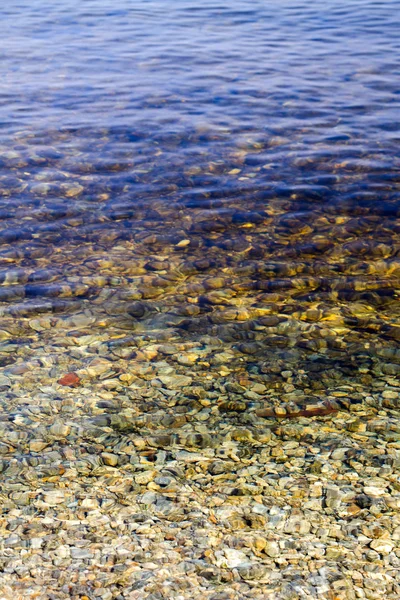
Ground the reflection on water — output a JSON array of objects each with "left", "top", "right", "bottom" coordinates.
[{"left": 0, "top": 0, "right": 399, "bottom": 402}]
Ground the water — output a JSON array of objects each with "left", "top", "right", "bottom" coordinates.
[
  {"left": 1, "top": 3, "right": 400, "bottom": 598},
  {"left": 0, "top": 0, "right": 400, "bottom": 397}
]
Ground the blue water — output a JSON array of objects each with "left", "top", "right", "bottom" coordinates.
[
  {"left": 1, "top": 0, "right": 399, "bottom": 135},
  {"left": 0, "top": 0, "right": 399, "bottom": 372}
]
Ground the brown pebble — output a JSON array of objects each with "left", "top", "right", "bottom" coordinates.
[
  {"left": 57, "top": 372, "right": 81, "bottom": 387},
  {"left": 256, "top": 400, "right": 339, "bottom": 419}
]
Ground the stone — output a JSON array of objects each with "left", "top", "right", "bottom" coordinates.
[
  {"left": 70, "top": 548, "right": 93, "bottom": 559},
  {"left": 135, "top": 470, "right": 157, "bottom": 485},
  {"left": 57, "top": 372, "right": 81, "bottom": 387},
  {"left": 49, "top": 423, "right": 71, "bottom": 437},
  {"left": 43, "top": 490, "right": 65, "bottom": 505},
  {"left": 264, "top": 541, "right": 280, "bottom": 558},
  {"left": 29, "top": 440, "right": 48, "bottom": 452},
  {"left": 4, "top": 534, "right": 20, "bottom": 547},
  {"left": 369, "top": 539, "right": 395, "bottom": 554},
  {"left": 221, "top": 549, "right": 248, "bottom": 569},
  {"left": 101, "top": 452, "right": 119, "bottom": 466},
  {"left": 363, "top": 486, "right": 387, "bottom": 497},
  {"left": 156, "top": 374, "right": 193, "bottom": 389},
  {"left": 325, "top": 485, "right": 344, "bottom": 509}
]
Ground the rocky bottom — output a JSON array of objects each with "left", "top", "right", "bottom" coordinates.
[{"left": 1, "top": 343, "right": 400, "bottom": 600}]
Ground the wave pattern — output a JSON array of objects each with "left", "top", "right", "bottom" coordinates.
[{"left": 0, "top": 0, "right": 399, "bottom": 379}]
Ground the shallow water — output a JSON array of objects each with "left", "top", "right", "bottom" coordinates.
[
  {"left": 2, "top": 3, "right": 400, "bottom": 598},
  {"left": 0, "top": 0, "right": 400, "bottom": 401}
]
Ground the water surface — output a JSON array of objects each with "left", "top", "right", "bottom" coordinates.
[{"left": 0, "top": 0, "right": 399, "bottom": 399}]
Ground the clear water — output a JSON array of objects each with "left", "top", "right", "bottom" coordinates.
[
  {"left": 2, "top": 6, "right": 400, "bottom": 597},
  {"left": 0, "top": 0, "right": 399, "bottom": 393}
]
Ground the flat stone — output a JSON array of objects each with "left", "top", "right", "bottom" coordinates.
[
  {"left": 156, "top": 374, "right": 193, "bottom": 388},
  {"left": 370, "top": 539, "right": 395, "bottom": 554},
  {"left": 43, "top": 490, "right": 66, "bottom": 505},
  {"left": 70, "top": 547, "right": 93, "bottom": 559},
  {"left": 4, "top": 534, "right": 20, "bottom": 547},
  {"left": 29, "top": 440, "right": 48, "bottom": 452},
  {"left": 363, "top": 486, "right": 387, "bottom": 497}
]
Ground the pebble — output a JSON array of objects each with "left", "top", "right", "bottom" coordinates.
[
  {"left": 101, "top": 452, "right": 119, "bottom": 466},
  {"left": 0, "top": 169, "right": 400, "bottom": 600},
  {"left": 70, "top": 548, "right": 93, "bottom": 559},
  {"left": 43, "top": 490, "right": 65, "bottom": 505},
  {"left": 369, "top": 539, "right": 395, "bottom": 554},
  {"left": 156, "top": 374, "right": 193, "bottom": 388},
  {"left": 57, "top": 372, "right": 81, "bottom": 387},
  {"left": 264, "top": 541, "right": 280, "bottom": 558}
]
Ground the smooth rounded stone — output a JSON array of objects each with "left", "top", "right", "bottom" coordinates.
[
  {"left": 244, "top": 390, "right": 262, "bottom": 401},
  {"left": 61, "top": 182, "right": 84, "bottom": 197},
  {"left": 211, "top": 351, "right": 236, "bottom": 364},
  {"left": 154, "top": 475, "right": 175, "bottom": 488},
  {"left": 216, "top": 549, "right": 248, "bottom": 569},
  {"left": 176, "top": 352, "right": 198, "bottom": 366},
  {"left": 331, "top": 447, "right": 349, "bottom": 460},
  {"left": 363, "top": 486, "right": 387, "bottom": 497},
  {"left": 386, "top": 495, "right": 400, "bottom": 509},
  {"left": 49, "top": 422, "right": 71, "bottom": 438},
  {"left": 58, "top": 372, "right": 81, "bottom": 387},
  {"left": 236, "top": 342, "right": 262, "bottom": 355},
  {"left": 182, "top": 432, "right": 215, "bottom": 449},
  {"left": 225, "top": 382, "right": 246, "bottom": 394},
  {"left": 176, "top": 450, "right": 214, "bottom": 462},
  {"left": 11, "top": 491, "right": 31, "bottom": 506},
  {"left": 198, "top": 566, "right": 222, "bottom": 582},
  {"left": 4, "top": 534, "right": 21, "bottom": 547},
  {"left": 208, "top": 460, "right": 233, "bottom": 476},
  {"left": 382, "top": 363, "right": 400, "bottom": 375},
  {"left": 186, "top": 385, "right": 207, "bottom": 400},
  {"left": 30, "top": 182, "right": 52, "bottom": 195},
  {"left": 250, "top": 383, "right": 267, "bottom": 394},
  {"left": 101, "top": 452, "right": 119, "bottom": 466},
  {"left": 283, "top": 515, "right": 311, "bottom": 534},
  {"left": 81, "top": 497, "right": 100, "bottom": 510},
  {"left": 29, "top": 317, "right": 53, "bottom": 331},
  {"left": 29, "top": 537, "right": 44, "bottom": 549},
  {"left": 55, "top": 545, "right": 71, "bottom": 558},
  {"left": 86, "top": 357, "right": 115, "bottom": 377}
]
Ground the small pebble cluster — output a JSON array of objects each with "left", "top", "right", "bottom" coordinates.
[{"left": 1, "top": 339, "right": 400, "bottom": 599}]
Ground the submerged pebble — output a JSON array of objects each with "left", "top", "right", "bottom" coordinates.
[{"left": 0, "top": 2, "right": 399, "bottom": 599}]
